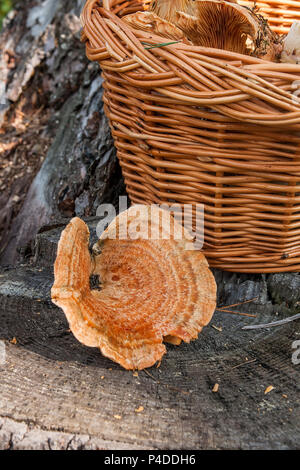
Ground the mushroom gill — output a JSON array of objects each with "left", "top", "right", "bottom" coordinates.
[
  {"left": 148, "top": 0, "right": 191, "bottom": 24},
  {"left": 123, "top": 11, "right": 185, "bottom": 41},
  {"left": 51, "top": 205, "right": 217, "bottom": 370},
  {"left": 148, "top": 0, "right": 238, "bottom": 24},
  {"left": 175, "top": 0, "right": 279, "bottom": 59}
]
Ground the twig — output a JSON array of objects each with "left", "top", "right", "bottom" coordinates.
[
  {"left": 242, "top": 313, "right": 300, "bottom": 330},
  {"left": 215, "top": 297, "right": 258, "bottom": 318},
  {"left": 218, "top": 297, "right": 259, "bottom": 310},
  {"left": 143, "top": 369, "right": 158, "bottom": 382},
  {"left": 231, "top": 358, "right": 257, "bottom": 369},
  {"left": 216, "top": 309, "right": 257, "bottom": 318}
]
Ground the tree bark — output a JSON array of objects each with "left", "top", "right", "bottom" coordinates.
[{"left": 0, "top": 0, "right": 124, "bottom": 265}]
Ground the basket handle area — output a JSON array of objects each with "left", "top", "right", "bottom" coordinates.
[
  {"left": 240, "top": 1, "right": 300, "bottom": 35},
  {"left": 81, "top": 0, "right": 300, "bottom": 127}
]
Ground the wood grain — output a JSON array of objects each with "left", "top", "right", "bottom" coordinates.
[{"left": 0, "top": 223, "right": 299, "bottom": 449}]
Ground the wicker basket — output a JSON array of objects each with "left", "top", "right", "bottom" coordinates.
[{"left": 81, "top": 0, "right": 300, "bottom": 273}]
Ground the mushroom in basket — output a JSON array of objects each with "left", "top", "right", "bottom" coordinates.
[
  {"left": 123, "top": 0, "right": 281, "bottom": 60},
  {"left": 51, "top": 205, "right": 216, "bottom": 370},
  {"left": 175, "top": 0, "right": 280, "bottom": 59},
  {"left": 123, "top": 0, "right": 239, "bottom": 44},
  {"left": 148, "top": 0, "right": 192, "bottom": 24},
  {"left": 148, "top": 0, "right": 238, "bottom": 24},
  {"left": 123, "top": 10, "right": 186, "bottom": 41}
]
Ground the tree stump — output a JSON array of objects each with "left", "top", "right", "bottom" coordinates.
[
  {"left": 0, "top": 1, "right": 299, "bottom": 450},
  {"left": 0, "top": 221, "right": 299, "bottom": 449},
  {"left": 0, "top": 0, "right": 124, "bottom": 266}
]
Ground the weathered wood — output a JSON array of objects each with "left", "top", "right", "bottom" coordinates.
[
  {"left": 0, "top": 223, "right": 299, "bottom": 449},
  {"left": 31, "top": 221, "right": 300, "bottom": 316},
  {"left": 0, "top": 0, "right": 124, "bottom": 266},
  {"left": 0, "top": 0, "right": 299, "bottom": 450},
  {"left": 0, "top": 416, "right": 148, "bottom": 450}
]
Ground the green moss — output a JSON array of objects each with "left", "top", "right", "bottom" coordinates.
[{"left": 0, "top": 0, "right": 13, "bottom": 29}]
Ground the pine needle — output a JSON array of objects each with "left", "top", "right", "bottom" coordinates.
[{"left": 142, "top": 41, "right": 181, "bottom": 49}]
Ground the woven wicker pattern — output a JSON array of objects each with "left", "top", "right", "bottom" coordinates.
[
  {"left": 240, "top": 0, "right": 300, "bottom": 35},
  {"left": 82, "top": 0, "right": 300, "bottom": 273}
]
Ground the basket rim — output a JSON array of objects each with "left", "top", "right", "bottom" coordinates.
[
  {"left": 85, "top": 0, "right": 300, "bottom": 62},
  {"left": 81, "top": 0, "right": 300, "bottom": 273},
  {"left": 81, "top": 0, "right": 300, "bottom": 126}
]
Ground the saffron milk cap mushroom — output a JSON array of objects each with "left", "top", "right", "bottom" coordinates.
[
  {"left": 51, "top": 205, "right": 217, "bottom": 370},
  {"left": 148, "top": 0, "right": 238, "bottom": 24},
  {"left": 175, "top": 0, "right": 279, "bottom": 59},
  {"left": 148, "top": 0, "right": 191, "bottom": 24},
  {"left": 123, "top": 11, "right": 185, "bottom": 41}
]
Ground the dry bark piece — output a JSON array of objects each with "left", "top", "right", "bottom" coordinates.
[
  {"left": 51, "top": 205, "right": 216, "bottom": 370},
  {"left": 175, "top": 0, "right": 279, "bottom": 59},
  {"left": 123, "top": 11, "right": 185, "bottom": 41}
]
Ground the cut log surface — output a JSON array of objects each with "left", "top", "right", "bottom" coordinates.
[
  {"left": 0, "top": 222, "right": 299, "bottom": 449},
  {"left": 1, "top": 0, "right": 299, "bottom": 450}
]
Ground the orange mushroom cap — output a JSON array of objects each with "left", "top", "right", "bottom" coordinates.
[{"left": 51, "top": 205, "right": 216, "bottom": 370}]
